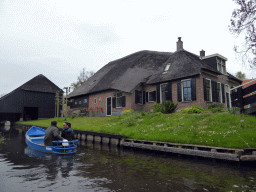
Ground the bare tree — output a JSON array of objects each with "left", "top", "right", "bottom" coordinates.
[
  {"left": 229, "top": 0, "right": 256, "bottom": 68},
  {"left": 71, "top": 68, "right": 94, "bottom": 90}
]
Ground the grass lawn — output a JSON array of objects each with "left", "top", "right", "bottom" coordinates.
[{"left": 18, "top": 111, "right": 256, "bottom": 149}]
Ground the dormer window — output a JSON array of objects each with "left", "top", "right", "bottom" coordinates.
[
  {"left": 162, "top": 63, "right": 170, "bottom": 74},
  {"left": 217, "top": 58, "right": 226, "bottom": 74}
]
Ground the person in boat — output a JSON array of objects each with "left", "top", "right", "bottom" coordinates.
[
  {"left": 61, "top": 122, "right": 75, "bottom": 141},
  {"left": 44, "top": 121, "right": 65, "bottom": 146}
]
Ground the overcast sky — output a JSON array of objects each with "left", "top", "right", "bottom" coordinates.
[{"left": 0, "top": 0, "right": 252, "bottom": 96}]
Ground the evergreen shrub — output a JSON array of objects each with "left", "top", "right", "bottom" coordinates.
[
  {"left": 208, "top": 103, "right": 224, "bottom": 113},
  {"left": 180, "top": 106, "right": 204, "bottom": 113},
  {"left": 152, "top": 101, "right": 177, "bottom": 114}
]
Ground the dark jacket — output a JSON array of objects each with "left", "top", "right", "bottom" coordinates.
[
  {"left": 61, "top": 127, "right": 75, "bottom": 141},
  {"left": 44, "top": 125, "right": 64, "bottom": 146}
]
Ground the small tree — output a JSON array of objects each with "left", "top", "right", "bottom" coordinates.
[
  {"left": 235, "top": 71, "right": 246, "bottom": 80},
  {"left": 71, "top": 68, "right": 95, "bottom": 90}
]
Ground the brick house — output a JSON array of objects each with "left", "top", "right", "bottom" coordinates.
[{"left": 68, "top": 37, "right": 242, "bottom": 116}]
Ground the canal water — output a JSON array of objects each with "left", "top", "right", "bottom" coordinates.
[{"left": 1, "top": 130, "right": 256, "bottom": 192}]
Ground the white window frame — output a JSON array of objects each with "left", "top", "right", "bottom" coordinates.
[
  {"left": 217, "top": 59, "right": 226, "bottom": 74},
  {"left": 94, "top": 98, "right": 97, "bottom": 104},
  {"left": 162, "top": 63, "right": 170, "bottom": 74},
  {"left": 225, "top": 84, "right": 232, "bottom": 108},
  {"left": 148, "top": 91, "right": 155, "bottom": 102},
  {"left": 217, "top": 82, "right": 222, "bottom": 103},
  {"left": 84, "top": 99, "right": 87, "bottom": 103},
  {"left": 205, "top": 78, "right": 212, "bottom": 102},
  {"left": 75, "top": 101, "right": 77, "bottom": 105},
  {"left": 181, "top": 79, "right": 192, "bottom": 102},
  {"left": 160, "top": 83, "right": 167, "bottom": 103},
  {"left": 116, "top": 92, "right": 122, "bottom": 108},
  {"left": 79, "top": 101, "right": 81, "bottom": 104}
]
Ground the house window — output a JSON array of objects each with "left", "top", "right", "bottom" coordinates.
[
  {"left": 94, "top": 98, "right": 97, "bottom": 104},
  {"left": 205, "top": 79, "right": 212, "bottom": 102},
  {"left": 217, "top": 59, "right": 226, "bottom": 74},
  {"left": 116, "top": 92, "right": 122, "bottom": 108},
  {"left": 135, "top": 91, "right": 143, "bottom": 104},
  {"left": 162, "top": 63, "right": 170, "bottom": 74},
  {"left": 79, "top": 101, "right": 81, "bottom": 104},
  {"left": 84, "top": 99, "right": 87, "bottom": 103},
  {"left": 160, "top": 83, "right": 168, "bottom": 103},
  {"left": 148, "top": 91, "right": 156, "bottom": 102},
  {"left": 182, "top": 79, "right": 191, "bottom": 101},
  {"left": 75, "top": 101, "right": 77, "bottom": 105},
  {"left": 217, "top": 82, "right": 222, "bottom": 103}
]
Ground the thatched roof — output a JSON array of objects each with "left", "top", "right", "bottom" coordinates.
[
  {"left": 19, "top": 74, "right": 62, "bottom": 93},
  {"left": 146, "top": 49, "right": 221, "bottom": 84},
  {"left": 68, "top": 49, "right": 227, "bottom": 98},
  {"left": 227, "top": 72, "right": 243, "bottom": 83},
  {"left": 68, "top": 50, "right": 172, "bottom": 98}
]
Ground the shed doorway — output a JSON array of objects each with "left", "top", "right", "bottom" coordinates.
[{"left": 23, "top": 107, "right": 38, "bottom": 121}]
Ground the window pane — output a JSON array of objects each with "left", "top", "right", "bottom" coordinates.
[
  {"left": 182, "top": 80, "right": 191, "bottom": 101},
  {"left": 206, "top": 80, "right": 210, "bottom": 87},
  {"left": 187, "top": 81, "right": 191, "bottom": 88},
  {"left": 183, "top": 81, "right": 187, "bottom": 87}
]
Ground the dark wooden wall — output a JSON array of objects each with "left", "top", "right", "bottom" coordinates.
[{"left": 0, "top": 89, "right": 59, "bottom": 121}]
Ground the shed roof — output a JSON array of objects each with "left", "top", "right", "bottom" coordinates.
[
  {"left": 0, "top": 74, "right": 62, "bottom": 101},
  {"left": 19, "top": 74, "right": 62, "bottom": 93}
]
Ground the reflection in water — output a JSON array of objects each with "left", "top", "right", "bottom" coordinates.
[{"left": 0, "top": 131, "right": 256, "bottom": 191}]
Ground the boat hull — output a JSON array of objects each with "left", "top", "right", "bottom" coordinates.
[{"left": 25, "top": 126, "right": 78, "bottom": 155}]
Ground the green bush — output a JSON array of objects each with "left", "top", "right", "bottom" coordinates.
[
  {"left": 152, "top": 101, "right": 178, "bottom": 114},
  {"left": 208, "top": 103, "right": 224, "bottom": 110},
  {"left": 180, "top": 106, "right": 205, "bottom": 113},
  {"left": 71, "top": 113, "right": 77, "bottom": 119},
  {"left": 228, "top": 107, "right": 240, "bottom": 114},
  {"left": 208, "top": 103, "right": 224, "bottom": 113}
]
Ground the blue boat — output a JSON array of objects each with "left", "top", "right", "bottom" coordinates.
[{"left": 25, "top": 126, "right": 78, "bottom": 155}]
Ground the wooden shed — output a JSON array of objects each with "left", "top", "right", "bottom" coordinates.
[{"left": 0, "top": 74, "right": 62, "bottom": 122}]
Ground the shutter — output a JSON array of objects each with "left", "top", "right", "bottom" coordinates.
[
  {"left": 214, "top": 81, "right": 218, "bottom": 102},
  {"left": 166, "top": 82, "right": 172, "bottom": 101},
  {"left": 146, "top": 92, "right": 148, "bottom": 102},
  {"left": 177, "top": 81, "right": 182, "bottom": 102},
  {"left": 191, "top": 78, "right": 196, "bottom": 101},
  {"left": 135, "top": 90, "right": 139, "bottom": 104},
  {"left": 112, "top": 97, "right": 116, "bottom": 108},
  {"left": 143, "top": 91, "right": 146, "bottom": 104},
  {"left": 222, "top": 83, "right": 225, "bottom": 103},
  {"left": 211, "top": 81, "right": 216, "bottom": 102},
  {"left": 122, "top": 96, "right": 126, "bottom": 107},
  {"left": 156, "top": 85, "right": 160, "bottom": 103},
  {"left": 203, "top": 78, "right": 207, "bottom": 101},
  {"left": 152, "top": 91, "right": 156, "bottom": 101}
]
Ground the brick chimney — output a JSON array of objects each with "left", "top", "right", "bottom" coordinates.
[
  {"left": 200, "top": 50, "right": 205, "bottom": 57},
  {"left": 176, "top": 37, "right": 183, "bottom": 51}
]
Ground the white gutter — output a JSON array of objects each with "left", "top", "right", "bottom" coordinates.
[{"left": 230, "top": 79, "right": 256, "bottom": 91}]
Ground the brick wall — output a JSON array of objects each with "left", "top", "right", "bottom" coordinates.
[
  {"left": 70, "top": 74, "right": 240, "bottom": 116},
  {"left": 88, "top": 90, "right": 132, "bottom": 116}
]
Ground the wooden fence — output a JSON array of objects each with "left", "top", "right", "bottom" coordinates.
[{"left": 231, "top": 82, "right": 256, "bottom": 114}]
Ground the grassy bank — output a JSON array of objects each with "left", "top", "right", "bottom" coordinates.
[{"left": 18, "top": 111, "right": 256, "bottom": 149}]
